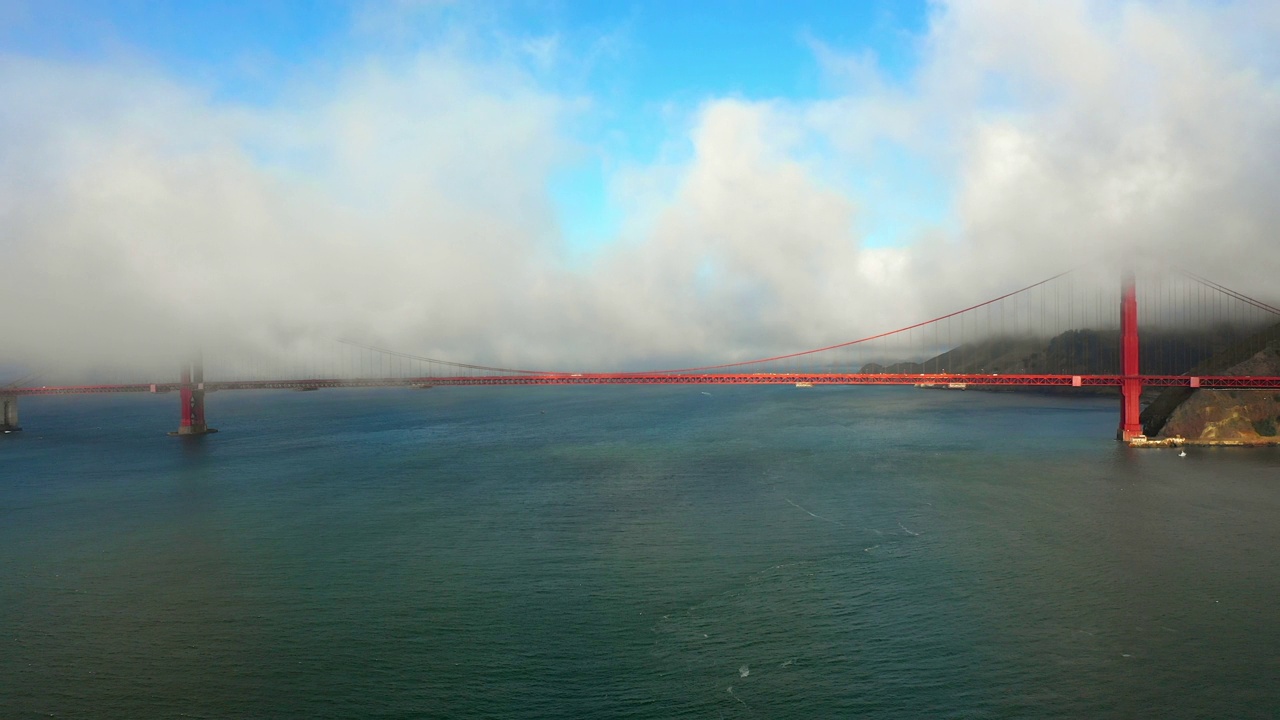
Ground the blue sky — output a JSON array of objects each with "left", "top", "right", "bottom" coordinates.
[
  {"left": 0, "top": 1, "right": 928, "bottom": 95},
  {"left": 0, "top": 0, "right": 937, "bottom": 252}
]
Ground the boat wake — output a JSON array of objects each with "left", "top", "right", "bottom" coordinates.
[{"left": 785, "top": 498, "right": 844, "bottom": 526}]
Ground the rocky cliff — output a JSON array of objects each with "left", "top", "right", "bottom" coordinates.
[{"left": 1154, "top": 344, "right": 1280, "bottom": 444}]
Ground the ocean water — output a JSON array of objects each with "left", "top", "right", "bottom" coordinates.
[{"left": 2, "top": 385, "right": 1279, "bottom": 719}]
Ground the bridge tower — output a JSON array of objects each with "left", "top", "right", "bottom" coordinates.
[
  {"left": 171, "top": 353, "right": 216, "bottom": 436},
  {"left": 1117, "top": 269, "right": 1143, "bottom": 441},
  {"left": 0, "top": 395, "right": 18, "bottom": 432}
]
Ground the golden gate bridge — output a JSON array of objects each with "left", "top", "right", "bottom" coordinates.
[{"left": 4, "top": 265, "right": 1279, "bottom": 442}]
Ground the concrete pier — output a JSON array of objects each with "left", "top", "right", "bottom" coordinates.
[{"left": 1, "top": 395, "right": 18, "bottom": 432}]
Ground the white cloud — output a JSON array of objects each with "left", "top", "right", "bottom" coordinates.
[
  {"left": 0, "top": 50, "right": 573, "bottom": 373},
  {"left": 2, "top": 0, "right": 1278, "bottom": 378}
]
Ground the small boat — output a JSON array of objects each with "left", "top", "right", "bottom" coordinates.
[{"left": 795, "top": 382, "right": 813, "bottom": 388}]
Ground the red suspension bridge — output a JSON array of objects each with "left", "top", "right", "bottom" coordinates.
[{"left": 4, "top": 266, "right": 1280, "bottom": 441}]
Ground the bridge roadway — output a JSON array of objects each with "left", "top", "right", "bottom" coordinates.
[{"left": 10, "top": 373, "right": 1280, "bottom": 396}]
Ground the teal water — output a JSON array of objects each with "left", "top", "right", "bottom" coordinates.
[{"left": 2, "top": 386, "right": 1279, "bottom": 718}]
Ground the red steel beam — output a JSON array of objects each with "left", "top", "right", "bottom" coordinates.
[
  {"left": 10, "top": 373, "right": 1280, "bottom": 394},
  {"left": 178, "top": 364, "right": 193, "bottom": 430},
  {"left": 1118, "top": 270, "right": 1143, "bottom": 441}
]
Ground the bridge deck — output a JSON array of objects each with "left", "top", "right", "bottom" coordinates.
[{"left": 8, "top": 373, "right": 1280, "bottom": 395}]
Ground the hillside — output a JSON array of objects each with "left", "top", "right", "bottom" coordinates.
[
  {"left": 860, "top": 327, "right": 1252, "bottom": 377},
  {"left": 1145, "top": 324, "right": 1280, "bottom": 444}
]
